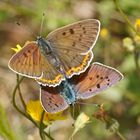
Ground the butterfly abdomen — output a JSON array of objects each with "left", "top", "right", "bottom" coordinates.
[
  {"left": 37, "top": 37, "right": 63, "bottom": 71},
  {"left": 61, "top": 81, "right": 76, "bottom": 104}
]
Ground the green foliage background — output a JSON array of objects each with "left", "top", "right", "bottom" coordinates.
[{"left": 0, "top": 0, "right": 140, "bottom": 140}]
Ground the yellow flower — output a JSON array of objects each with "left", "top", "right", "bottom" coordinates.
[
  {"left": 135, "top": 19, "right": 140, "bottom": 33},
  {"left": 26, "top": 100, "right": 67, "bottom": 125},
  {"left": 11, "top": 41, "right": 31, "bottom": 53},
  {"left": 100, "top": 28, "right": 109, "bottom": 39},
  {"left": 11, "top": 44, "right": 22, "bottom": 53}
]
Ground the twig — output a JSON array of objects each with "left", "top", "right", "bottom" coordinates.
[
  {"left": 117, "top": 131, "right": 126, "bottom": 140},
  {"left": 114, "top": 0, "right": 140, "bottom": 77},
  {"left": 12, "top": 75, "right": 54, "bottom": 139},
  {"left": 39, "top": 111, "right": 46, "bottom": 140},
  {"left": 16, "top": 75, "right": 26, "bottom": 110},
  {"left": 12, "top": 76, "right": 39, "bottom": 127},
  {"left": 114, "top": 0, "right": 140, "bottom": 36},
  {"left": 133, "top": 46, "right": 140, "bottom": 77}
]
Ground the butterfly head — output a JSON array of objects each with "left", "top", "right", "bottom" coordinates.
[
  {"left": 37, "top": 36, "right": 43, "bottom": 43},
  {"left": 36, "top": 36, "right": 48, "bottom": 49}
]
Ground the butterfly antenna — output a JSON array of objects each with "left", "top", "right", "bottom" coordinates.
[
  {"left": 76, "top": 101, "right": 100, "bottom": 107},
  {"left": 39, "top": 12, "right": 45, "bottom": 36},
  {"left": 15, "top": 20, "right": 36, "bottom": 38}
]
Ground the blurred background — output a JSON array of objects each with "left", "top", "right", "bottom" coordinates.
[{"left": 0, "top": 0, "right": 140, "bottom": 140}]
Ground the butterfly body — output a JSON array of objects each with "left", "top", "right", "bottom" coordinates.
[
  {"left": 37, "top": 36, "right": 52, "bottom": 56},
  {"left": 37, "top": 36, "right": 62, "bottom": 71},
  {"left": 60, "top": 81, "right": 76, "bottom": 104},
  {"left": 40, "top": 62, "right": 123, "bottom": 113}
]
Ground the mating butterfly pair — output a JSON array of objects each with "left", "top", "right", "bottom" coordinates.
[{"left": 8, "top": 19, "right": 123, "bottom": 113}]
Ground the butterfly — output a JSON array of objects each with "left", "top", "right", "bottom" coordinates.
[
  {"left": 40, "top": 62, "right": 123, "bottom": 113},
  {"left": 8, "top": 19, "right": 100, "bottom": 87}
]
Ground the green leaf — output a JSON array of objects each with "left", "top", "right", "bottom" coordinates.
[{"left": 0, "top": 104, "right": 17, "bottom": 140}]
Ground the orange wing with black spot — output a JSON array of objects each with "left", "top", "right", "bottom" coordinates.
[
  {"left": 47, "top": 19, "right": 100, "bottom": 78},
  {"left": 8, "top": 42, "right": 64, "bottom": 87},
  {"left": 56, "top": 51, "right": 93, "bottom": 78},
  {"left": 70, "top": 63, "right": 123, "bottom": 99}
]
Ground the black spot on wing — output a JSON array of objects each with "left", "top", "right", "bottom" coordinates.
[
  {"left": 96, "top": 84, "right": 100, "bottom": 88},
  {"left": 69, "top": 29, "right": 74, "bottom": 34},
  {"left": 72, "top": 42, "right": 76, "bottom": 47},
  {"left": 100, "top": 77, "right": 103, "bottom": 80},
  {"left": 82, "top": 27, "right": 86, "bottom": 34},
  {"left": 23, "top": 52, "right": 27, "bottom": 57},
  {"left": 55, "top": 104, "right": 59, "bottom": 107},
  {"left": 79, "top": 38, "right": 82, "bottom": 41},
  {"left": 96, "top": 75, "right": 99, "bottom": 78},
  {"left": 89, "top": 89, "right": 92, "bottom": 91},
  {"left": 89, "top": 77, "right": 92, "bottom": 80},
  {"left": 62, "top": 32, "right": 66, "bottom": 36}
]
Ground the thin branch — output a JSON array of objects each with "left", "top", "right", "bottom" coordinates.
[
  {"left": 114, "top": 0, "right": 140, "bottom": 77},
  {"left": 114, "top": 0, "right": 140, "bottom": 36},
  {"left": 16, "top": 75, "right": 26, "bottom": 110},
  {"left": 39, "top": 111, "right": 46, "bottom": 140},
  {"left": 39, "top": 111, "right": 54, "bottom": 140},
  {"left": 12, "top": 76, "right": 39, "bottom": 127},
  {"left": 133, "top": 49, "right": 140, "bottom": 77},
  {"left": 117, "top": 131, "right": 126, "bottom": 140},
  {"left": 12, "top": 75, "right": 54, "bottom": 140}
]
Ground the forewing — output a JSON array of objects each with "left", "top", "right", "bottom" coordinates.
[
  {"left": 47, "top": 19, "right": 100, "bottom": 53},
  {"left": 72, "top": 62, "right": 123, "bottom": 99},
  {"left": 8, "top": 42, "right": 43, "bottom": 78},
  {"left": 9, "top": 41, "right": 64, "bottom": 87},
  {"left": 40, "top": 85, "right": 69, "bottom": 113}
]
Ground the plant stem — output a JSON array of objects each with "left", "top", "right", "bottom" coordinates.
[
  {"left": 114, "top": 0, "right": 140, "bottom": 77},
  {"left": 39, "top": 111, "right": 46, "bottom": 140},
  {"left": 114, "top": 0, "right": 140, "bottom": 36},
  {"left": 12, "top": 76, "right": 39, "bottom": 127},
  {"left": 133, "top": 46, "right": 140, "bottom": 77},
  {"left": 117, "top": 131, "right": 126, "bottom": 140},
  {"left": 12, "top": 75, "right": 54, "bottom": 140},
  {"left": 16, "top": 75, "right": 26, "bottom": 110}
]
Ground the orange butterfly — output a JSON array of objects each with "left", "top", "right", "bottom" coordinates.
[
  {"left": 8, "top": 19, "right": 100, "bottom": 87},
  {"left": 40, "top": 63, "right": 123, "bottom": 113}
]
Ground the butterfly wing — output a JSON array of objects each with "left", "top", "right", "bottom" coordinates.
[
  {"left": 8, "top": 42, "right": 43, "bottom": 78},
  {"left": 40, "top": 85, "right": 69, "bottom": 113},
  {"left": 36, "top": 57, "right": 64, "bottom": 87},
  {"left": 46, "top": 19, "right": 100, "bottom": 77},
  {"left": 58, "top": 51, "right": 93, "bottom": 78},
  {"left": 8, "top": 42, "right": 64, "bottom": 87},
  {"left": 70, "top": 62, "right": 123, "bottom": 99},
  {"left": 47, "top": 19, "right": 100, "bottom": 53}
]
